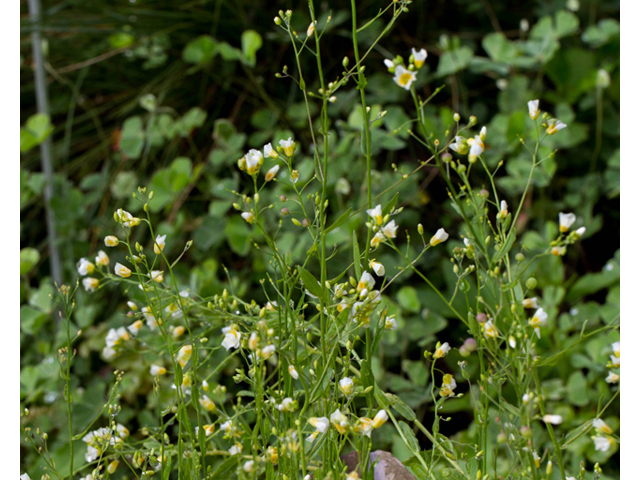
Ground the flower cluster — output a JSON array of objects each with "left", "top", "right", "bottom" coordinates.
[{"left": 384, "top": 47, "right": 427, "bottom": 90}]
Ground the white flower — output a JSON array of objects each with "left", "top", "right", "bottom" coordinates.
[
  {"left": 611, "top": 341, "right": 620, "bottom": 357},
  {"left": 114, "top": 262, "right": 131, "bottom": 278},
  {"left": 610, "top": 354, "right": 620, "bottom": 367},
  {"left": 116, "top": 208, "right": 140, "bottom": 227},
  {"left": 527, "top": 99, "right": 540, "bottom": 120},
  {"left": 384, "top": 315, "right": 397, "bottom": 330},
  {"left": 339, "top": 377, "right": 354, "bottom": 395},
  {"left": 592, "top": 418, "right": 613, "bottom": 434},
  {"left": 244, "top": 149, "right": 264, "bottom": 175},
  {"left": 241, "top": 211, "right": 255, "bottom": 224},
  {"left": 222, "top": 328, "right": 241, "bottom": 350},
  {"left": 330, "top": 409, "right": 349, "bottom": 434},
  {"left": 281, "top": 397, "right": 295, "bottom": 412},
  {"left": 411, "top": 48, "right": 427, "bottom": 68},
  {"left": 154, "top": 235, "right": 166, "bottom": 255},
  {"left": 149, "top": 270, "right": 164, "bottom": 283},
  {"left": 393, "top": 65, "right": 417, "bottom": 90},
  {"left": 434, "top": 342, "right": 451, "bottom": 358},
  {"left": 372, "top": 410, "right": 389, "bottom": 428},
  {"left": 546, "top": 118, "right": 567, "bottom": 135},
  {"left": 264, "top": 142, "right": 278, "bottom": 159},
  {"left": 575, "top": 226, "right": 586, "bottom": 237},
  {"left": 430, "top": 228, "right": 449, "bottom": 246},
  {"left": 522, "top": 297, "right": 538, "bottom": 309},
  {"left": 605, "top": 371, "right": 619, "bottom": 384},
  {"left": 95, "top": 251, "right": 109, "bottom": 266},
  {"left": 243, "top": 460, "right": 254, "bottom": 473},
  {"left": 142, "top": 306, "right": 157, "bottom": 330},
  {"left": 279, "top": 137, "right": 296, "bottom": 156},
  {"left": 542, "top": 414, "right": 563, "bottom": 425},
  {"left": 21, "top": 474, "right": 31, "bottom": 480},
  {"left": 261, "top": 344, "right": 276, "bottom": 359},
  {"left": 529, "top": 308, "right": 548, "bottom": 338},
  {"left": 381, "top": 220, "right": 398, "bottom": 239},
  {"left": 82, "top": 277, "right": 99, "bottom": 292},
  {"left": 102, "top": 346, "right": 116, "bottom": 360},
  {"left": 307, "top": 20, "right": 316, "bottom": 36},
  {"left": 177, "top": 345, "right": 193, "bottom": 368},
  {"left": 370, "top": 231, "right": 386, "bottom": 248},
  {"left": 522, "top": 393, "right": 531, "bottom": 404},
  {"left": 105, "top": 327, "right": 129, "bottom": 348},
  {"left": 309, "top": 416, "right": 330, "bottom": 433},
  {"left": 369, "top": 259, "right": 385, "bottom": 276},
  {"left": 509, "top": 336, "right": 517, "bottom": 349},
  {"left": 366, "top": 204, "right": 383, "bottom": 225},
  {"left": 449, "top": 136, "right": 470, "bottom": 155},
  {"left": 127, "top": 320, "right": 143, "bottom": 336},
  {"left": 200, "top": 395, "right": 216, "bottom": 412},
  {"left": 288, "top": 365, "right": 299, "bottom": 379},
  {"left": 77, "top": 258, "right": 95, "bottom": 276},
  {"left": 104, "top": 235, "right": 119, "bottom": 247},
  {"left": 467, "top": 135, "right": 484, "bottom": 163},
  {"left": 265, "top": 164, "right": 280, "bottom": 182},
  {"left": 593, "top": 436, "right": 614, "bottom": 452},
  {"left": 499, "top": 200, "right": 508, "bottom": 218},
  {"left": 85, "top": 445, "right": 100, "bottom": 462},
  {"left": 483, "top": 320, "right": 498, "bottom": 339},
  {"left": 357, "top": 272, "right": 375, "bottom": 293},
  {"left": 229, "top": 444, "right": 243, "bottom": 455},
  {"left": 559, "top": 212, "right": 576, "bottom": 232},
  {"left": 479, "top": 126, "right": 487, "bottom": 141},
  {"left": 383, "top": 58, "right": 395, "bottom": 69}
]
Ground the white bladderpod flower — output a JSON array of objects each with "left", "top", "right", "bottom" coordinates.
[
  {"left": 575, "top": 226, "right": 586, "bottom": 237},
  {"left": 546, "top": 118, "right": 567, "bottom": 135},
  {"left": 381, "top": 220, "right": 398, "bottom": 239},
  {"left": 434, "top": 342, "right": 451, "bottom": 358},
  {"left": 467, "top": 135, "right": 484, "bottom": 163},
  {"left": 330, "top": 409, "right": 349, "bottom": 434},
  {"left": 522, "top": 297, "right": 539, "bottom": 309},
  {"left": 265, "top": 164, "right": 280, "bottom": 182},
  {"left": 527, "top": 99, "right": 540, "bottom": 120},
  {"left": 542, "top": 414, "right": 563, "bottom": 425},
  {"left": 288, "top": 365, "right": 299, "bottom": 379},
  {"left": 529, "top": 308, "right": 548, "bottom": 338},
  {"left": 95, "top": 251, "right": 109, "bottom": 266},
  {"left": 247, "top": 149, "right": 265, "bottom": 175},
  {"left": 21, "top": 474, "right": 31, "bottom": 480},
  {"left": 229, "top": 444, "right": 243, "bottom": 455},
  {"left": 605, "top": 371, "right": 619, "bottom": 384},
  {"left": 383, "top": 58, "right": 395, "bottom": 70},
  {"left": 593, "top": 436, "right": 614, "bottom": 452},
  {"left": 384, "top": 315, "right": 397, "bottom": 330},
  {"left": 483, "top": 320, "right": 498, "bottom": 339},
  {"left": 356, "top": 272, "right": 375, "bottom": 293},
  {"left": 366, "top": 204, "right": 384, "bottom": 226},
  {"left": 241, "top": 212, "right": 255, "bottom": 224},
  {"left": 411, "top": 48, "right": 427, "bottom": 68},
  {"left": 114, "top": 262, "right": 131, "bottom": 278},
  {"left": 592, "top": 418, "right": 613, "bottom": 434},
  {"left": 309, "top": 417, "right": 330, "bottom": 434},
  {"left": 393, "top": 65, "right": 417, "bottom": 90},
  {"left": 369, "top": 259, "right": 385, "bottom": 276},
  {"left": 127, "top": 320, "right": 143, "bottom": 336},
  {"left": 372, "top": 409, "right": 389, "bottom": 428},
  {"left": 149, "top": 270, "right": 164, "bottom": 283},
  {"left": 430, "top": 228, "right": 449, "bottom": 246},
  {"left": 222, "top": 326, "right": 241, "bottom": 350},
  {"left": 279, "top": 137, "right": 296, "bottom": 157},
  {"left": 559, "top": 212, "right": 576, "bottom": 232},
  {"left": 150, "top": 365, "right": 167, "bottom": 376},
  {"left": 77, "top": 258, "right": 95, "bottom": 276},
  {"left": 339, "top": 377, "right": 354, "bottom": 395},
  {"left": 439, "top": 374, "right": 457, "bottom": 397},
  {"left": 449, "top": 136, "right": 470, "bottom": 155},
  {"left": 104, "top": 235, "right": 119, "bottom": 247},
  {"left": 264, "top": 142, "right": 279, "bottom": 159},
  {"left": 499, "top": 200, "right": 508, "bottom": 219},
  {"left": 82, "top": 277, "right": 99, "bottom": 292},
  {"left": 177, "top": 345, "right": 193, "bottom": 368},
  {"left": 154, "top": 234, "right": 166, "bottom": 255}
]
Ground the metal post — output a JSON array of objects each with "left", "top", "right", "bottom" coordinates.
[{"left": 28, "top": 0, "right": 63, "bottom": 287}]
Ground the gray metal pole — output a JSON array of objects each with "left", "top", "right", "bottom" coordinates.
[{"left": 28, "top": 0, "right": 63, "bottom": 287}]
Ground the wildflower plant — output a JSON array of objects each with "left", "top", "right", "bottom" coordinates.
[{"left": 20, "top": 1, "right": 620, "bottom": 479}]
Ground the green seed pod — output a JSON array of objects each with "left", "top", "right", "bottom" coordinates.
[{"left": 525, "top": 278, "right": 537, "bottom": 289}]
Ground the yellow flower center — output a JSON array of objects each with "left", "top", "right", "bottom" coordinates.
[{"left": 399, "top": 72, "right": 413, "bottom": 86}]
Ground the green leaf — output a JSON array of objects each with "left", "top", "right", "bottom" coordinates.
[
  {"left": 398, "top": 420, "right": 419, "bottom": 452},
  {"left": 581, "top": 19, "right": 620, "bottom": 47},
  {"left": 554, "top": 10, "right": 580, "bottom": 38},
  {"left": 241, "top": 30, "right": 262, "bottom": 66},
  {"left": 225, "top": 215, "right": 251, "bottom": 256},
  {"left": 397, "top": 286, "right": 420, "bottom": 313},
  {"left": 20, "top": 248, "right": 40, "bottom": 275},
  {"left": 383, "top": 192, "right": 400, "bottom": 216},
  {"left": 326, "top": 208, "right": 352, "bottom": 234},
  {"left": 436, "top": 46, "right": 473, "bottom": 76},
  {"left": 110, "top": 171, "right": 138, "bottom": 199},
  {"left": 297, "top": 266, "right": 325, "bottom": 300},
  {"left": 20, "top": 114, "right": 54, "bottom": 153},
  {"left": 182, "top": 35, "right": 217, "bottom": 65},
  {"left": 567, "top": 371, "right": 589, "bottom": 407},
  {"left": 120, "top": 116, "right": 145, "bottom": 159},
  {"left": 21, "top": 306, "right": 47, "bottom": 335},
  {"left": 482, "top": 33, "right": 518, "bottom": 64}
]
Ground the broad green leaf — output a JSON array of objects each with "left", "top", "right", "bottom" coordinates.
[
  {"left": 120, "top": 116, "right": 145, "bottom": 159},
  {"left": 436, "top": 46, "right": 473, "bottom": 76},
  {"left": 20, "top": 248, "right": 40, "bottom": 275},
  {"left": 110, "top": 171, "right": 138, "bottom": 199},
  {"left": 21, "top": 306, "right": 47, "bottom": 335},
  {"left": 182, "top": 35, "right": 217, "bottom": 65},
  {"left": 482, "top": 33, "right": 518, "bottom": 63},
  {"left": 398, "top": 420, "right": 419, "bottom": 452},
  {"left": 581, "top": 19, "right": 620, "bottom": 47},
  {"left": 241, "top": 30, "right": 262, "bottom": 66},
  {"left": 297, "top": 266, "right": 325, "bottom": 300},
  {"left": 225, "top": 215, "right": 251, "bottom": 256},
  {"left": 397, "top": 286, "right": 420, "bottom": 313},
  {"left": 567, "top": 371, "right": 589, "bottom": 406}
]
